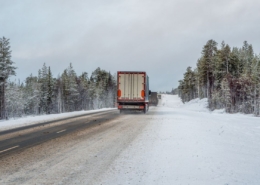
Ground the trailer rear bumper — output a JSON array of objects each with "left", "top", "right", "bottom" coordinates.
[{"left": 118, "top": 105, "right": 144, "bottom": 110}]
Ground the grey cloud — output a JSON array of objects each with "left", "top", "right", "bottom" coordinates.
[{"left": 1, "top": 0, "right": 260, "bottom": 91}]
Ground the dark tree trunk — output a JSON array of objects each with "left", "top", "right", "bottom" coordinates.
[{"left": 0, "top": 79, "right": 6, "bottom": 120}]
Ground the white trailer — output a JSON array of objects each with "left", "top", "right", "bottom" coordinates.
[{"left": 117, "top": 71, "right": 150, "bottom": 113}]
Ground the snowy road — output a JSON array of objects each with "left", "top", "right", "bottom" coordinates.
[
  {"left": 1, "top": 95, "right": 260, "bottom": 185},
  {"left": 0, "top": 110, "right": 118, "bottom": 158}
]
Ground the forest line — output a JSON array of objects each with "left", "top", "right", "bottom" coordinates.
[
  {"left": 178, "top": 40, "right": 260, "bottom": 116},
  {"left": 0, "top": 37, "right": 116, "bottom": 120}
]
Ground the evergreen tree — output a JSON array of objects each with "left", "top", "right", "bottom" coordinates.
[
  {"left": 0, "top": 37, "right": 16, "bottom": 119},
  {"left": 4, "top": 60, "right": 116, "bottom": 118},
  {"left": 5, "top": 81, "right": 25, "bottom": 118},
  {"left": 178, "top": 40, "right": 260, "bottom": 116},
  {"left": 66, "top": 63, "right": 79, "bottom": 111},
  {"left": 39, "top": 63, "right": 48, "bottom": 114},
  {"left": 251, "top": 55, "right": 260, "bottom": 115},
  {"left": 78, "top": 72, "right": 89, "bottom": 110},
  {"left": 201, "top": 39, "right": 218, "bottom": 107},
  {"left": 46, "top": 67, "right": 54, "bottom": 114},
  {"left": 61, "top": 69, "right": 69, "bottom": 112},
  {"left": 23, "top": 74, "right": 41, "bottom": 115}
]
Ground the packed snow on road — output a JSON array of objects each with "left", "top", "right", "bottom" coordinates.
[{"left": 1, "top": 95, "right": 260, "bottom": 185}]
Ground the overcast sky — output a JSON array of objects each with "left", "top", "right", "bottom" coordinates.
[{"left": 1, "top": 0, "right": 260, "bottom": 92}]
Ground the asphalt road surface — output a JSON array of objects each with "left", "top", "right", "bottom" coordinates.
[
  {"left": 0, "top": 110, "right": 118, "bottom": 158},
  {"left": 0, "top": 108, "right": 152, "bottom": 184}
]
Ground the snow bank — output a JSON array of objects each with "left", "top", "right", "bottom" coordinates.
[
  {"left": 160, "top": 95, "right": 251, "bottom": 116},
  {"left": 0, "top": 108, "right": 115, "bottom": 131},
  {"left": 182, "top": 98, "right": 209, "bottom": 112},
  {"left": 159, "top": 94, "right": 208, "bottom": 112},
  {"left": 95, "top": 94, "right": 260, "bottom": 185},
  {"left": 159, "top": 94, "right": 183, "bottom": 108},
  {"left": 1, "top": 94, "right": 252, "bottom": 132}
]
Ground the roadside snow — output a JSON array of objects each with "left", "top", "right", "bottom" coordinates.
[
  {"left": 1, "top": 95, "right": 260, "bottom": 185},
  {"left": 0, "top": 108, "right": 115, "bottom": 131},
  {"left": 181, "top": 96, "right": 252, "bottom": 116},
  {"left": 182, "top": 98, "right": 209, "bottom": 112},
  {"left": 160, "top": 94, "right": 209, "bottom": 112},
  {"left": 95, "top": 95, "right": 260, "bottom": 185}
]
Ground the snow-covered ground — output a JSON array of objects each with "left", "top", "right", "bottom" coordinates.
[
  {"left": 1, "top": 95, "right": 260, "bottom": 185},
  {"left": 95, "top": 95, "right": 260, "bottom": 185},
  {"left": 0, "top": 108, "right": 115, "bottom": 131}
]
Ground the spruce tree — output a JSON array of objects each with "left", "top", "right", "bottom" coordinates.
[
  {"left": 201, "top": 40, "right": 218, "bottom": 108},
  {"left": 23, "top": 74, "right": 40, "bottom": 115},
  {"left": 39, "top": 63, "right": 48, "bottom": 114},
  {"left": 178, "top": 40, "right": 260, "bottom": 115},
  {"left": 67, "top": 63, "right": 79, "bottom": 111},
  {"left": 46, "top": 67, "right": 54, "bottom": 114},
  {"left": 61, "top": 69, "right": 69, "bottom": 112},
  {"left": 0, "top": 37, "right": 16, "bottom": 119},
  {"left": 78, "top": 72, "right": 89, "bottom": 110}
]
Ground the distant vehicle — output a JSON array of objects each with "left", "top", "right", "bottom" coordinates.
[
  {"left": 117, "top": 71, "right": 150, "bottom": 113},
  {"left": 149, "top": 92, "right": 158, "bottom": 106},
  {"left": 157, "top": 94, "right": 161, "bottom": 99}
]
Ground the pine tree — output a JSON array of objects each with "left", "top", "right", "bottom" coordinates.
[
  {"left": 66, "top": 63, "right": 79, "bottom": 111},
  {"left": 178, "top": 40, "right": 260, "bottom": 115},
  {"left": 89, "top": 68, "right": 116, "bottom": 109},
  {"left": 61, "top": 69, "right": 69, "bottom": 112},
  {"left": 78, "top": 72, "right": 89, "bottom": 110},
  {"left": 39, "top": 63, "right": 48, "bottom": 114},
  {"left": 106, "top": 72, "right": 116, "bottom": 107},
  {"left": 23, "top": 74, "right": 41, "bottom": 115},
  {"left": 0, "top": 37, "right": 16, "bottom": 119},
  {"left": 251, "top": 55, "right": 260, "bottom": 115},
  {"left": 46, "top": 67, "right": 54, "bottom": 114},
  {"left": 5, "top": 81, "right": 25, "bottom": 118},
  {"left": 196, "top": 58, "right": 207, "bottom": 98},
  {"left": 221, "top": 75, "right": 232, "bottom": 112},
  {"left": 201, "top": 40, "right": 218, "bottom": 106}
]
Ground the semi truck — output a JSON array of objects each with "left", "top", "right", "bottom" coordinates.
[{"left": 117, "top": 71, "right": 150, "bottom": 113}]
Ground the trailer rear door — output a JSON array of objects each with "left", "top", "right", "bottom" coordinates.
[{"left": 118, "top": 72, "right": 145, "bottom": 100}]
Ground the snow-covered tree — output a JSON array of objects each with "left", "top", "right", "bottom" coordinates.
[
  {"left": 178, "top": 40, "right": 260, "bottom": 116},
  {"left": 0, "top": 37, "right": 16, "bottom": 119},
  {"left": 23, "top": 74, "right": 41, "bottom": 115},
  {"left": 5, "top": 81, "right": 25, "bottom": 118},
  {"left": 4, "top": 61, "right": 116, "bottom": 118}
]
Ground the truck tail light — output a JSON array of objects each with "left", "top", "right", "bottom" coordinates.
[
  {"left": 118, "top": 105, "right": 122, "bottom": 109},
  {"left": 141, "top": 90, "right": 145, "bottom": 98},
  {"left": 139, "top": 106, "right": 144, "bottom": 109},
  {"left": 118, "top": 89, "right": 121, "bottom": 97}
]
